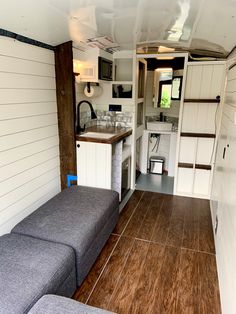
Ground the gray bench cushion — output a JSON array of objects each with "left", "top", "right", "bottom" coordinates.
[
  {"left": 12, "top": 186, "right": 119, "bottom": 285},
  {"left": 0, "top": 234, "right": 76, "bottom": 314},
  {"left": 28, "top": 295, "right": 115, "bottom": 314}
]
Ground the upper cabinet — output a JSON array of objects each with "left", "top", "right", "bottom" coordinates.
[
  {"left": 113, "top": 58, "right": 133, "bottom": 82},
  {"left": 112, "top": 51, "right": 134, "bottom": 100},
  {"left": 73, "top": 47, "right": 113, "bottom": 82}
]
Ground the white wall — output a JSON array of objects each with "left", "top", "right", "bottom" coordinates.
[
  {"left": 211, "top": 54, "right": 236, "bottom": 314},
  {"left": 0, "top": 37, "right": 61, "bottom": 235}
]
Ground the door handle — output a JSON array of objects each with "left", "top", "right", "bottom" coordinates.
[
  {"left": 77, "top": 144, "right": 80, "bottom": 148},
  {"left": 223, "top": 147, "right": 226, "bottom": 159}
]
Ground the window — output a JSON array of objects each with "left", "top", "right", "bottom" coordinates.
[
  {"left": 171, "top": 76, "right": 183, "bottom": 100},
  {"left": 158, "top": 80, "right": 172, "bottom": 108}
]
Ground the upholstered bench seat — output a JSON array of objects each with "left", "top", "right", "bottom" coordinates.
[
  {"left": 0, "top": 234, "right": 76, "bottom": 314},
  {"left": 12, "top": 185, "right": 119, "bottom": 285},
  {"left": 28, "top": 295, "right": 115, "bottom": 314}
]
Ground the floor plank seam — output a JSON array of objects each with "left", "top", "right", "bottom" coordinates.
[
  {"left": 119, "top": 191, "right": 145, "bottom": 237},
  {"left": 106, "top": 237, "right": 138, "bottom": 310},
  {"left": 135, "top": 193, "right": 155, "bottom": 239},
  {"left": 84, "top": 234, "right": 122, "bottom": 305},
  {"left": 149, "top": 198, "right": 165, "bottom": 243},
  {"left": 133, "top": 238, "right": 216, "bottom": 255}
]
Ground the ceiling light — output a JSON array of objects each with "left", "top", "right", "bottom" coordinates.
[
  {"left": 158, "top": 46, "right": 175, "bottom": 53},
  {"left": 156, "top": 56, "right": 174, "bottom": 60},
  {"left": 155, "top": 68, "right": 173, "bottom": 72}
]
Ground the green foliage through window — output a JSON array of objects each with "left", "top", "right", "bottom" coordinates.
[{"left": 160, "top": 84, "right": 171, "bottom": 108}]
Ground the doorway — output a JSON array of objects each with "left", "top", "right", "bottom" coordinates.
[{"left": 135, "top": 53, "right": 188, "bottom": 194}]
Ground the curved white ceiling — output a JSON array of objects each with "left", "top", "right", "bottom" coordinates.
[{"left": 0, "top": 0, "right": 235, "bottom": 56}]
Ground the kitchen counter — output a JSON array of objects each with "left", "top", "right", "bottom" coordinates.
[{"left": 76, "top": 126, "right": 132, "bottom": 144}]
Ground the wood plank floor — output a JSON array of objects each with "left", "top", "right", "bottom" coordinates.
[{"left": 73, "top": 191, "right": 221, "bottom": 314}]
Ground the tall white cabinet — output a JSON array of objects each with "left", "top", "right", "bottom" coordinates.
[{"left": 175, "top": 62, "right": 226, "bottom": 199}]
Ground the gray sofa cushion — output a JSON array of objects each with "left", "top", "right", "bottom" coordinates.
[
  {"left": 12, "top": 186, "right": 119, "bottom": 285},
  {"left": 0, "top": 234, "right": 76, "bottom": 314},
  {"left": 28, "top": 295, "right": 115, "bottom": 314}
]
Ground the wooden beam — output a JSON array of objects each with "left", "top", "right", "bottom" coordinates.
[{"left": 55, "top": 41, "right": 76, "bottom": 190}]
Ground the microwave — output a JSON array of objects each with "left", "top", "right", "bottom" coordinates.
[{"left": 98, "top": 56, "right": 113, "bottom": 81}]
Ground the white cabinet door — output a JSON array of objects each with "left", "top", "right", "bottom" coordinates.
[
  {"left": 76, "top": 141, "right": 112, "bottom": 189},
  {"left": 196, "top": 138, "right": 215, "bottom": 164},
  {"left": 176, "top": 168, "right": 194, "bottom": 194},
  {"left": 182, "top": 102, "right": 218, "bottom": 133},
  {"left": 185, "top": 63, "right": 225, "bottom": 99},
  {"left": 193, "top": 169, "right": 211, "bottom": 196},
  {"left": 179, "top": 137, "right": 196, "bottom": 163}
]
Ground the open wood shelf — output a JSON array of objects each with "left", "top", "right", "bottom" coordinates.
[
  {"left": 178, "top": 162, "right": 193, "bottom": 169},
  {"left": 180, "top": 132, "right": 216, "bottom": 138},
  {"left": 178, "top": 162, "right": 212, "bottom": 170},
  {"left": 184, "top": 99, "right": 220, "bottom": 103}
]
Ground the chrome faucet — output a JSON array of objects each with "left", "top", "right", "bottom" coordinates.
[{"left": 76, "top": 100, "right": 97, "bottom": 134}]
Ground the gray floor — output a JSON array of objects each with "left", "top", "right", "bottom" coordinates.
[{"left": 135, "top": 173, "right": 174, "bottom": 194}]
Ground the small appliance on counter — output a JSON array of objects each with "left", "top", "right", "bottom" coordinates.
[{"left": 149, "top": 156, "right": 165, "bottom": 175}]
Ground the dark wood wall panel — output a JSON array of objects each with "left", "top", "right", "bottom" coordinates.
[{"left": 55, "top": 41, "right": 76, "bottom": 190}]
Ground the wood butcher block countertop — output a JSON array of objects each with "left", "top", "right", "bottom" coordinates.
[{"left": 76, "top": 126, "right": 132, "bottom": 144}]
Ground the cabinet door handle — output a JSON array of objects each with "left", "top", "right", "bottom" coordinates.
[
  {"left": 223, "top": 147, "right": 226, "bottom": 159},
  {"left": 77, "top": 144, "right": 80, "bottom": 148}
]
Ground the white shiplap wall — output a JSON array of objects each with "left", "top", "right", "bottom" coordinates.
[
  {"left": 211, "top": 61, "right": 236, "bottom": 314},
  {"left": 0, "top": 37, "right": 60, "bottom": 235}
]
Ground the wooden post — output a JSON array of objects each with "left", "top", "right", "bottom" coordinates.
[{"left": 55, "top": 41, "right": 76, "bottom": 190}]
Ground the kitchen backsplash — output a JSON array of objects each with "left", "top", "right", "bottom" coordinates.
[{"left": 80, "top": 110, "right": 133, "bottom": 129}]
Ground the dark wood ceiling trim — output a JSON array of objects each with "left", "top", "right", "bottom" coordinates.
[{"left": 0, "top": 28, "right": 54, "bottom": 50}]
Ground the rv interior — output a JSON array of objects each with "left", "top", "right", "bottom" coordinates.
[{"left": 0, "top": 0, "right": 236, "bottom": 313}]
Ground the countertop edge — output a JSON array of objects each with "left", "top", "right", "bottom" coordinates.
[{"left": 76, "top": 128, "right": 132, "bottom": 144}]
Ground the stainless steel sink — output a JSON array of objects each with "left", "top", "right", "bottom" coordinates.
[{"left": 147, "top": 121, "right": 172, "bottom": 131}]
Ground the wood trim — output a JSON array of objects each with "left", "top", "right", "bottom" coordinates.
[
  {"left": 55, "top": 41, "right": 76, "bottom": 190},
  {"left": 181, "top": 132, "right": 216, "bottom": 138},
  {"left": 0, "top": 28, "right": 54, "bottom": 51},
  {"left": 178, "top": 162, "right": 194, "bottom": 169},
  {"left": 76, "top": 126, "right": 132, "bottom": 144},
  {"left": 178, "top": 163, "right": 211, "bottom": 170},
  {"left": 229, "top": 63, "right": 236, "bottom": 71},
  {"left": 195, "top": 164, "right": 212, "bottom": 170},
  {"left": 184, "top": 99, "right": 219, "bottom": 103}
]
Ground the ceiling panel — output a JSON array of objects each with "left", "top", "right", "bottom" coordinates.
[{"left": 0, "top": 0, "right": 235, "bottom": 56}]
